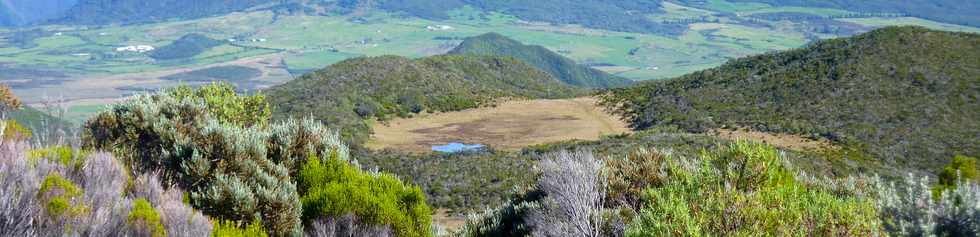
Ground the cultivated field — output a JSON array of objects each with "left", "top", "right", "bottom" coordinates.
[{"left": 366, "top": 97, "right": 630, "bottom": 153}]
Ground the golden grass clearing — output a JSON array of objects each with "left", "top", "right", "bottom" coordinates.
[{"left": 367, "top": 97, "right": 631, "bottom": 153}]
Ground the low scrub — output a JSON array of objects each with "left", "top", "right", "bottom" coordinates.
[
  {"left": 83, "top": 82, "right": 347, "bottom": 235},
  {"left": 298, "top": 153, "right": 431, "bottom": 237},
  {"left": 456, "top": 141, "right": 883, "bottom": 236},
  {"left": 0, "top": 140, "right": 212, "bottom": 236},
  {"left": 626, "top": 142, "right": 881, "bottom": 236}
]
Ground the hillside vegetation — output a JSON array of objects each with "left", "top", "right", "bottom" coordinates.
[
  {"left": 266, "top": 54, "right": 581, "bottom": 144},
  {"left": 449, "top": 33, "right": 633, "bottom": 89},
  {"left": 601, "top": 26, "right": 980, "bottom": 174}
]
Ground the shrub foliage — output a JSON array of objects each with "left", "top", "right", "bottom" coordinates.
[
  {"left": 0, "top": 141, "right": 212, "bottom": 236},
  {"left": 625, "top": 142, "right": 881, "bottom": 236},
  {"left": 82, "top": 82, "right": 346, "bottom": 236},
  {"left": 298, "top": 153, "right": 432, "bottom": 237}
]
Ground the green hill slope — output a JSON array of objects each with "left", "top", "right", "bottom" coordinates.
[
  {"left": 601, "top": 26, "right": 980, "bottom": 173},
  {"left": 266, "top": 54, "right": 581, "bottom": 144},
  {"left": 448, "top": 33, "right": 634, "bottom": 89}
]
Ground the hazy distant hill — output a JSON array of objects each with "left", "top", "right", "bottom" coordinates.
[
  {"left": 56, "top": 0, "right": 273, "bottom": 25},
  {"left": 266, "top": 54, "right": 581, "bottom": 143},
  {"left": 449, "top": 33, "right": 634, "bottom": 89},
  {"left": 601, "top": 26, "right": 980, "bottom": 173},
  {"left": 0, "top": 0, "right": 76, "bottom": 26}
]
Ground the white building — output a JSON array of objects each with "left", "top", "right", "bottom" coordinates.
[
  {"left": 116, "top": 45, "right": 156, "bottom": 53},
  {"left": 426, "top": 25, "right": 454, "bottom": 31}
]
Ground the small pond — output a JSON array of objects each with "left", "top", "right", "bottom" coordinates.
[{"left": 432, "top": 142, "right": 485, "bottom": 153}]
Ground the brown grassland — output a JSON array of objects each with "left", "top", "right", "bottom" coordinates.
[{"left": 367, "top": 97, "right": 631, "bottom": 153}]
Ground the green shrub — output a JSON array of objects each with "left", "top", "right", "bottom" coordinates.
[
  {"left": 625, "top": 141, "right": 881, "bottom": 236},
  {"left": 298, "top": 153, "right": 432, "bottom": 237},
  {"left": 936, "top": 155, "right": 979, "bottom": 193},
  {"left": 167, "top": 82, "right": 271, "bottom": 127},
  {"left": 128, "top": 199, "right": 166, "bottom": 237},
  {"left": 2, "top": 119, "right": 31, "bottom": 141},
  {"left": 28, "top": 146, "right": 88, "bottom": 170},
  {"left": 83, "top": 82, "right": 346, "bottom": 236},
  {"left": 212, "top": 218, "right": 269, "bottom": 237},
  {"left": 38, "top": 173, "right": 87, "bottom": 218}
]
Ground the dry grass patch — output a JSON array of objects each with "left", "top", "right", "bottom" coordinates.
[{"left": 367, "top": 97, "right": 630, "bottom": 153}]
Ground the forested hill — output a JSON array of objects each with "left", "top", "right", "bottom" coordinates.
[
  {"left": 265, "top": 54, "right": 581, "bottom": 144},
  {"left": 600, "top": 26, "right": 980, "bottom": 173},
  {"left": 449, "top": 33, "right": 634, "bottom": 89}
]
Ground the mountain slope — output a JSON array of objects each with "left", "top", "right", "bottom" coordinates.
[
  {"left": 600, "top": 26, "right": 980, "bottom": 173},
  {"left": 56, "top": 0, "right": 273, "bottom": 25},
  {"left": 448, "top": 33, "right": 634, "bottom": 89},
  {"left": 266, "top": 54, "right": 581, "bottom": 144},
  {"left": 0, "top": 0, "right": 76, "bottom": 26}
]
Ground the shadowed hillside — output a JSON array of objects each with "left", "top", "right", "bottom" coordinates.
[
  {"left": 601, "top": 26, "right": 980, "bottom": 174},
  {"left": 449, "top": 33, "right": 634, "bottom": 89},
  {"left": 56, "top": 0, "right": 273, "bottom": 25},
  {"left": 266, "top": 54, "right": 582, "bottom": 144}
]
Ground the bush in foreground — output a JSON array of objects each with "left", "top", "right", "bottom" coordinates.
[
  {"left": 626, "top": 142, "right": 881, "bottom": 236},
  {"left": 298, "top": 153, "right": 431, "bottom": 237},
  {"left": 83, "top": 82, "right": 347, "bottom": 235},
  {"left": 456, "top": 141, "right": 882, "bottom": 237},
  {"left": 0, "top": 139, "right": 212, "bottom": 236},
  {"left": 875, "top": 156, "right": 980, "bottom": 237}
]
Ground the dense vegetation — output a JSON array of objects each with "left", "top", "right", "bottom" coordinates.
[
  {"left": 456, "top": 141, "right": 895, "bottom": 236},
  {"left": 449, "top": 33, "right": 633, "bottom": 89},
  {"left": 266, "top": 54, "right": 581, "bottom": 144},
  {"left": 600, "top": 26, "right": 980, "bottom": 175},
  {"left": 149, "top": 33, "right": 224, "bottom": 60},
  {"left": 80, "top": 82, "right": 430, "bottom": 235}
]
